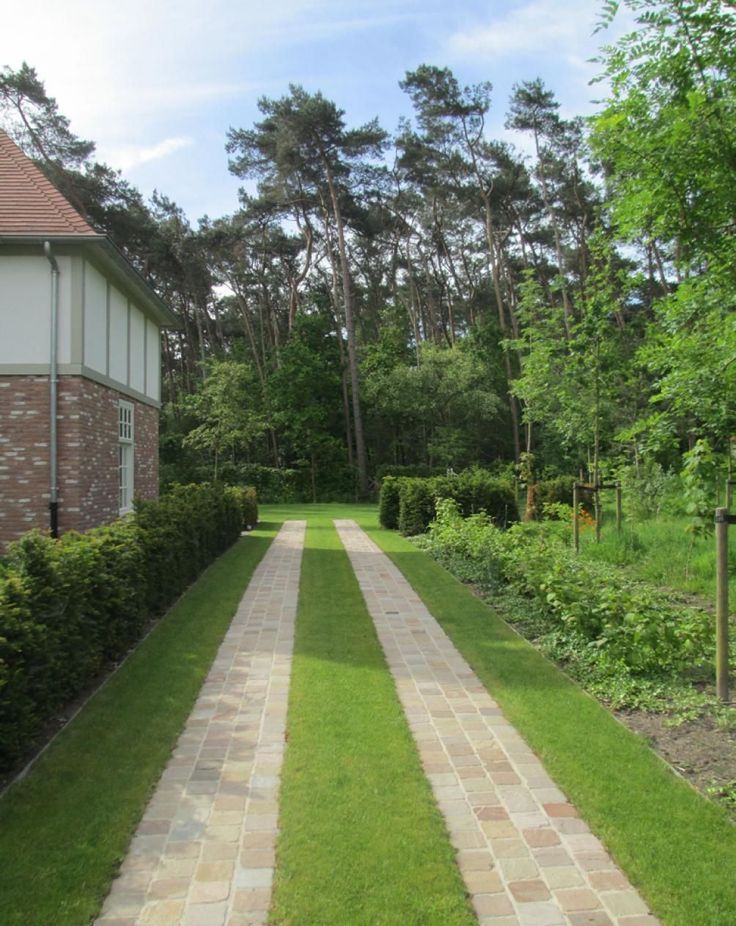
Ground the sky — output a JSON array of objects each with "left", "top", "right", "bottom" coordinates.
[{"left": 0, "top": 0, "right": 634, "bottom": 223}]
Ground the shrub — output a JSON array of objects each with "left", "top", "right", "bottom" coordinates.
[
  {"left": 532, "top": 475, "right": 575, "bottom": 519},
  {"left": 374, "top": 464, "right": 443, "bottom": 482},
  {"left": 381, "top": 469, "right": 519, "bottom": 536},
  {"left": 227, "top": 486, "right": 259, "bottom": 530},
  {"left": 398, "top": 479, "right": 436, "bottom": 536},
  {"left": 378, "top": 477, "right": 402, "bottom": 529},
  {"left": 0, "top": 482, "right": 241, "bottom": 771},
  {"left": 423, "top": 502, "right": 712, "bottom": 677}
]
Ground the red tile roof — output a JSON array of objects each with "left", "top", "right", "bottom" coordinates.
[{"left": 0, "top": 130, "right": 98, "bottom": 236}]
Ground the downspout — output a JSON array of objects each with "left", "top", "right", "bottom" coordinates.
[{"left": 44, "top": 242, "right": 59, "bottom": 538}]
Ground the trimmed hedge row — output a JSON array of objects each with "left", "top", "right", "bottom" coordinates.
[
  {"left": 531, "top": 475, "right": 576, "bottom": 519},
  {"left": 379, "top": 470, "right": 519, "bottom": 536},
  {"left": 228, "top": 485, "right": 259, "bottom": 531},
  {"left": 0, "top": 482, "right": 250, "bottom": 771}
]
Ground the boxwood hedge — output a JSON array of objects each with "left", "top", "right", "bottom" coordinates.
[
  {"left": 0, "top": 482, "right": 254, "bottom": 772},
  {"left": 379, "top": 469, "right": 519, "bottom": 536}
]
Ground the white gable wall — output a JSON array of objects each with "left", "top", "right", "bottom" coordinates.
[
  {"left": 108, "top": 285, "right": 128, "bottom": 384},
  {"left": 1, "top": 252, "right": 163, "bottom": 405},
  {"left": 84, "top": 262, "right": 108, "bottom": 374},
  {"left": 0, "top": 254, "right": 73, "bottom": 364},
  {"left": 129, "top": 307, "right": 146, "bottom": 394},
  {"left": 82, "top": 261, "right": 161, "bottom": 402}
]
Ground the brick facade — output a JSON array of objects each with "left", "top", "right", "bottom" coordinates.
[{"left": 0, "top": 374, "right": 158, "bottom": 549}]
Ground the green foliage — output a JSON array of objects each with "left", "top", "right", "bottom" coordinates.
[
  {"left": 0, "top": 483, "right": 241, "bottom": 771},
  {"left": 226, "top": 485, "right": 259, "bottom": 530},
  {"left": 592, "top": 0, "right": 736, "bottom": 451},
  {"left": 681, "top": 438, "right": 716, "bottom": 535},
  {"left": 378, "top": 477, "right": 402, "bottom": 530},
  {"left": 532, "top": 475, "right": 575, "bottom": 519},
  {"left": 617, "top": 459, "right": 675, "bottom": 519},
  {"left": 215, "top": 464, "right": 298, "bottom": 503},
  {"left": 374, "top": 464, "right": 443, "bottom": 481},
  {"left": 423, "top": 500, "right": 712, "bottom": 678},
  {"left": 182, "top": 360, "right": 267, "bottom": 479},
  {"left": 363, "top": 342, "right": 503, "bottom": 471},
  {"left": 397, "top": 479, "right": 436, "bottom": 537},
  {"left": 383, "top": 469, "right": 519, "bottom": 536}
]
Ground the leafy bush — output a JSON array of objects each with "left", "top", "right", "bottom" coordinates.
[
  {"left": 423, "top": 500, "right": 712, "bottom": 677},
  {"left": 681, "top": 439, "right": 717, "bottom": 534},
  {"left": 374, "top": 464, "right": 443, "bottom": 482},
  {"left": 618, "top": 460, "right": 675, "bottom": 520},
  {"left": 380, "top": 469, "right": 519, "bottom": 536},
  {"left": 0, "top": 483, "right": 241, "bottom": 771},
  {"left": 398, "top": 479, "right": 436, "bottom": 536},
  {"left": 378, "top": 477, "right": 402, "bottom": 529},
  {"left": 532, "top": 475, "right": 575, "bottom": 519},
  {"left": 227, "top": 485, "right": 259, "bottom": 530}
]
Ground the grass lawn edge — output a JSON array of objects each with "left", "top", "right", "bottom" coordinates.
[
  {"left": 360, "top": 519, "right": 736, "bottom": 926},
  {"left": 0, "top": 523, "right": 280, "bottom": 926}
]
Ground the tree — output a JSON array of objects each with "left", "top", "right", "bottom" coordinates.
[
  {"left": 183, "top": 361, "right": 267, "bottom": 479},
  {"left": 591, "top": 0, "right": 736, "bottom": 452},
  {"left": 227, "top": 86, "right": 388, "bottom": 496}
]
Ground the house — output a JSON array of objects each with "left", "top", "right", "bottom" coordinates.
[{"left": 0, "top": 130, "right": 180, "bottom": 549}]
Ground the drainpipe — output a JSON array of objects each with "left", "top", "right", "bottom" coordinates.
[{"left": 44, "top": 241, "right": 59, "bottom": 538}]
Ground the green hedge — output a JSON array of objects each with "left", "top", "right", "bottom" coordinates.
[
  {"left": 227, "top": 486, "right": 259, "bottom": 531},
  {"left": 532, "top": 475, "right": 576, "bottom": 518},
  {"left": 380, "top": 470, "right": 519, "bottom": 536},
  {"left": 0, "top": 482, "right": 243, "bottom": 771},
  {"left": 378, "top": 477, "right": 402, "bottom": 530}
]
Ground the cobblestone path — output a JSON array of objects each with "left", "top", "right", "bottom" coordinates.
[
  {"left": 335, "top": 519, "right": 660, "bottom": 926},
  {"left": 96, "top": 520, "right": 305, "bottom": 926}
]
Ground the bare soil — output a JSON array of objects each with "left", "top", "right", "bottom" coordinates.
[{"left": 615, "top": 709, "right": 736, "bottom": 801}]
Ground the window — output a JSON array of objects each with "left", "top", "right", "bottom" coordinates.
[{"left": 118, "top": 401, "right": 134, "bottom": 513}]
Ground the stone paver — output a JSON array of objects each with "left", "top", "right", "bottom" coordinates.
[
  {"left": 334, "top": 519, "right": 659, "bottom": 926},
  {"left": 96, "top": 520, "right": 306, "bottom": 926}
]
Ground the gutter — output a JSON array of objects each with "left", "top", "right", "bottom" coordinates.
[{"left": 43, "top": 241, "right": 59, "bottom": 538}]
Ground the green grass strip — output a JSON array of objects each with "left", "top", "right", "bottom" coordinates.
[
  {"left": 361, "top": 520, "right": 736, "bottom": 926},
  {"left": 0, "top": 524, "right": 279, "bottom": 926},
  {"left": 270, "top": 516, "right": 475, "bottom": 926}
]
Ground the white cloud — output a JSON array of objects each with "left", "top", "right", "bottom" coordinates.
[
  {"left": 97, "top": 136, "right": 194, "bottom": 172},
  {"left": 446, "top": 0, "right": 597, "bottom": 59}
]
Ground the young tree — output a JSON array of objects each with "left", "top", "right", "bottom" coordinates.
[
  {"left": 592, "top": 0, "right": 736, "bottom": 452},
  {"left": 183, "top": 361, "right": 267, "bottom": 479}
]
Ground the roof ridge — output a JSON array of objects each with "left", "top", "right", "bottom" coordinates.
[{"left": 0, "top": 129, "right": 98, "bottom": 236}]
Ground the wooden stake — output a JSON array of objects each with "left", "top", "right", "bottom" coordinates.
[
  {"left": 594, "top": 487, "right": 601, "bottom": 544},
  {"left": 616, "top": 482, "right": 623, "bottom": 533},
  {"left": 573, "top": 482, "right": 580, "bottom": 554},
  {"left": 715, "top": 508, "right": 730, "bottom": 702}
]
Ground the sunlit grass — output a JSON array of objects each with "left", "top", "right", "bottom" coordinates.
[
  {"left": 359, "top": 517, "right": 736, "bottom": 926},
  {"left": 580, "top": 508, "right": 736, "bottom": 604},
  {"left": 270, "top": 513, "right": 474, "bottom": 926}
]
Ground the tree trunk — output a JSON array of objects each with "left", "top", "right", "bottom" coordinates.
[{"left": 323, "top": 159, "right": 369, "bottom": 497}]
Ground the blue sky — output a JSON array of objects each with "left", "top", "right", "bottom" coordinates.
[{"left": 1, "top": 0, "right": 633, "bottom": 222}]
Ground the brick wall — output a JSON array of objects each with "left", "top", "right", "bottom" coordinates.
[{"left": 0, "top": 374, "right": 159, "bottom": 549}]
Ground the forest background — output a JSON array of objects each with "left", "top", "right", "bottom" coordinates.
[{"left": 2, "top": 0, "right": 734, "bottom": 505}]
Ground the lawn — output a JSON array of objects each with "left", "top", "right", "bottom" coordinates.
[
  {"left": 269, "top": 512, "right": 475, "bottom": 926},
  {"left": 5, "top": 500, "right": 736, "bottom": 926},
  {"left": 359, "top": 517, "right": 736, "bottom": 926},
  {"left": 0, "top": 526, "right": 277, "bottom": 926}
]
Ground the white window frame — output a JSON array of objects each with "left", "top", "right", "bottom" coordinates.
[{"left": 118, "top": 400, "right": 134, "bottom": 514}]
